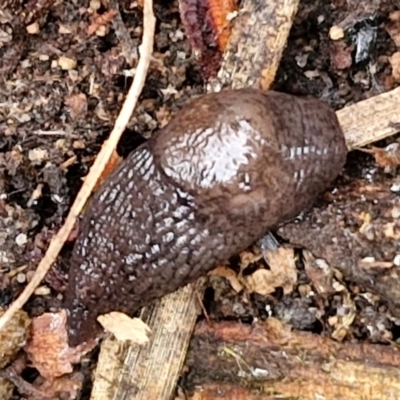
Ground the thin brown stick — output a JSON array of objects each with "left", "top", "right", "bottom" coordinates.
[{"left": 0, "top": 0, "right": 156, "bottom": 333}]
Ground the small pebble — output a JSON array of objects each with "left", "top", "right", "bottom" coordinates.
[
  {"left": 26, "top": 22, "right": 40, "bottom": 34},
  {"left": 390, "top": 182, "right": 400, "bottom": 193},
  {"left": 15, "top": 233, "right": 27, "bottom": 247},
  {"left": 391, "top": 207, "right": 400, "bottom": 219},
  {"left": 58, "top": 55, "right": 77, "bottom": 70},
  {"left": 16, "top": 273, "right": 26, "bottom": 284},
  {"left": 34, "top": 286, "right": 51, "bottom": 296},
  {"left": 28, "top": 148, "right": 48, "bottom": 162},
  {"left": 329, "top": 25, "right": 345, "bottom": 41}
]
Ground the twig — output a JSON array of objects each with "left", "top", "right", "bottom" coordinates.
[
  {"left": 0, "top": 0, "right": 156, "bottom": 332},
  {"left": 337, "top": 86, "right": 400, "bottom": 149},
  {"left": 208, "top": 0, "right": 301, "bottom": 91}
]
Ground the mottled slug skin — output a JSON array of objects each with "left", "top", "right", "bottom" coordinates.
[{"left": 65, "top": 89, "right": 347, "bottom": 346}]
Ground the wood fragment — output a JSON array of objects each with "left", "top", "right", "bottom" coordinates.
[
  {"left": 338, "top": 86, "right": 400, "bottom": 149},
  {"left": 208, "top": 0, "right": 301, "bottom": 90},
  {"left": 185, "top": 320, "right": 400, "bottom": 399},
  {"left": 91, "top": 284, "right": 200, "bottom": 400},
  {"left": 178, "top": 0, "right": 238, "bottom": 79}
]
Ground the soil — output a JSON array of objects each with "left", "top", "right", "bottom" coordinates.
[{"left": 0, "top": 0, "right": 399, "bottom": 398}]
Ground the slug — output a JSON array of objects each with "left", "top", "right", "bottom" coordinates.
[{"left": 64, "top": 89, "right": 347, "bottom": 346}]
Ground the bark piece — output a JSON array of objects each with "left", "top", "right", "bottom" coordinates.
[{"left": 185, "top": 320, "right": 400, "bottom": 399}]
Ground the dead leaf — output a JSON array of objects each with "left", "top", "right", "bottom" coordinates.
[
  {"left": 245, "top": 269, "right": 281, "bottom": 296},
  {"left": 209, "top": 265, "right": 244, "bottom": 292},
  {"left": 64, "top": 93, "right": 88, "bottom": 120},
  {"left": 239, "top": 247, "right": 262, "bottom": 273},
  {"left": 33, "top": 372, "right": 83, "bottom": 400},
  {"left": 303, "top": 250, "right": 335, "bottom": 298},
  {"left": 358, "top": 143, "right": 400, "bottom": 168},
  {"left": 245, "top": 247, "right": 297, "bottom": 296},
  {"left": 24, "top": 311, "right": 94, "bottom": 380},
  {"left": 330, "top": 291, "right": 356, "bottom": 342},
  {"left": 97, "top": 312, "right": 151, "bottom": 344}
]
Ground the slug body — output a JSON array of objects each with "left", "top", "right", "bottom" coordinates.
[{"left": 65, "top": 89, "right": 347, "bottom": 346}]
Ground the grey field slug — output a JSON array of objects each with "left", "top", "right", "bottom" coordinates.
[{"left": 64, "top": 88, "right": 347, "bottom": 346}]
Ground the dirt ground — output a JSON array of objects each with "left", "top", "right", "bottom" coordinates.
[{"left": 0, "top": 0, "right": 400, "bottom": 398}]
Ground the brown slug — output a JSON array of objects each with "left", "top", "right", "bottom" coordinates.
[{"left": 64, "top": 89, "right": 347, "bottom": 346}]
